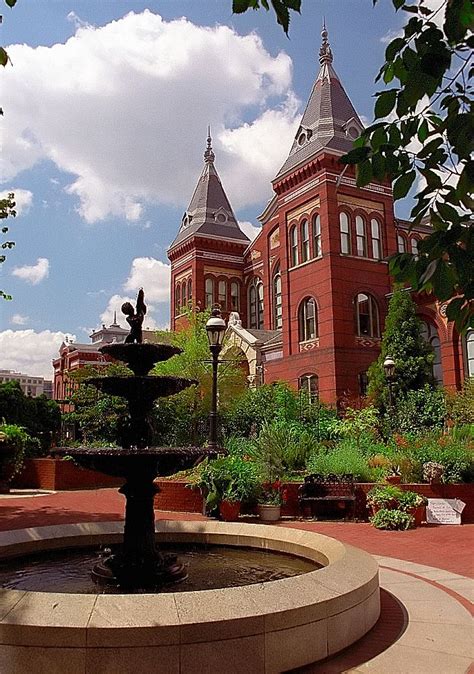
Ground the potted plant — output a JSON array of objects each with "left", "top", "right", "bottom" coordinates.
[
  {"left": 386, "top": 464, "right": 402, "bottom": 484},
  {"left": 370, "top": 508, "right": 415, "bottom": 530},
  {"left": 256, "top": 480, "right": 287, "bottom": 522},
  {"left": 398, "top": 490, "right": 428, "bottom": 526},
  {"left": 195, "top": 455, "right": 258, "bottom": 522},
  {"left": 366, "top": 485, "right": 404, "bottom": 515},
  {"left": 0, "top": 424, "right": 29, "bottom": 493}
]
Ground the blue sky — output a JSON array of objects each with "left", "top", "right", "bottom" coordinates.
[{"left": 0, "top": 0, "right": 406, "bottom": 379}]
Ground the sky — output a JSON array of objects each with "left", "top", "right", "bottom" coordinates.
[{"left": 0, "top": 0, "right": 409, "bottom": 380}]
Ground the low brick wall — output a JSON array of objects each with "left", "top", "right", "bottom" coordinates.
[
  {"left": 13, "top": 458, "right": 123, "bottom": 491},
  {"left": 154, "top": 479, "right": 204, "bottom": 513},
  {"left": 154, "top": 479, "right": 474, "bottom": 523}
]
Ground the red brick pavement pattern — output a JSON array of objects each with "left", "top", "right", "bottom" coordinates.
[{"left": 0, "top": 489, "right": 472, "bottom": 577}]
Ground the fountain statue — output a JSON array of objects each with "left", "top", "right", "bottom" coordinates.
[{"left": 57, "top": 289, "right": 218, "bottom": 589}]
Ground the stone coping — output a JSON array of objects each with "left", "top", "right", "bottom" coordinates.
[{"left": 0, "top": 522, "right": 380, "bottom": 673}]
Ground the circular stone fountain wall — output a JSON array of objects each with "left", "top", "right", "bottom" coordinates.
[{"left": 0, "top": 521, "right": 380, "bottom": 674}]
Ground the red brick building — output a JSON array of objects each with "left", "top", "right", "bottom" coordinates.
[{"left": 169, "top": 28, "right": 473, "bottom": 404}]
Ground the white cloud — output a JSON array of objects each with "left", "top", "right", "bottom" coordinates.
[
  {"left": 10, "top": 313, "right": 29, "bottom": 325},
  {"left": 239, "top": 220, "right": 261, "bottom": 241},
  {"left": 100, "top": 257, "right": 171, "bottom": 331},
  {"left": 0, "top": 329, "right": 75, "bottom": 379},
  {"left": 123, "top": 257, "right": 171, "bottom": 303},
  {"left": 0, "top": 188, "right": 33, "bottom": 216},
  {"left": 12, "top": 257, "right": 49, "bottom": 285},
  {"left": 2, "top": 11, "right": 297, "bottom": 222}
]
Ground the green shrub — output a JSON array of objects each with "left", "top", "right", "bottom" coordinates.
[
  {"left": 306, "top": 440, "right": 374, "bottom": 481},
  {"left": 404, "top": 433, "right": 473, "bottom": 483},
  {"left": 392, "top": 386, "right": 446, "bottom": 435},
  {"left": 0, "top": 423, "right": 33, "bottom": 477},
  {"left": 446, "top": 379, "right": 474, "bottom": 426},
  {"left": 370, "top": 508, "right": 415, "bottom": 530}
]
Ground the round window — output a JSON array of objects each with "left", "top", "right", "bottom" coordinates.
[
  {"left": 216, "top": 213, "right": 227, "bottom": 223},
  {"left": 298, "top": 132, "right": 307, "bottom": 146}
]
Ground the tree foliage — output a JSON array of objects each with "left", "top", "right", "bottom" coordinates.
[
  {"left": 342, "top": 0, "right": 473, "bottom": 332},
  {"left": 368, "top": 286, "right": 434, "bottom": 407},
  {"left": 232, "top": 0, "right": 301, "bottom": 35},
  {"left": 0, "top": 380, "right": 61, "bottom": 453},
  {"left": 0, "top": 193, "right": 16, "bottom": 300}
]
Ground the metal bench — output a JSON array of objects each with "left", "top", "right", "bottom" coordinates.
[{"left": 298, "top": 473, "right": 356, "bottom": 520}]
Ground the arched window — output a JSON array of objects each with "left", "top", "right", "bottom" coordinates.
[
  {"left": 313, "top": 214, "right": 322, "bottom": 257},
  {"left": 181, "top": 281, "right": 186, "bottom": 309},
  {"left": 218, "top": 280, "right": 227, "bottom": 309},
  {"left": 205, "top": 278, "right": 214, "bottom": 308},
  {"left": 371, "top": 218, "right": 381, "bottom": 260},
  {"left": 272, "top": 266, "right": 282, "bottom": 329},
  {"left": 298, "top": 373, "right": 319, "bottom": 403},
  {"left": 175, "top": 282, "right": 181, "bottom": 314},
  {"left": 464, "top": 330, "right": 474, "bottom": 378},
  {"left": 299, "top": 297, "right": 318, "bottom": 342},
  {"left": 420, "top": 320, "right": 443, "bottom": 385},
  {"left": 355, "top": 293, "right": 380, "bottom": 338},
  {"left": 290, "top": 225, "right": 298, "bottom": 266},
  {"left": 301, "top": 219, "right": 310, "bottom": 262},
  {"left": 397, "top": 234, "right": 406, "bottom": 253},
  {"left": 248, "top": 278, "right": 264, "bottom": 329},
  {"left": 339, "top": 212, "right": 350, "bottom": 254},
  {"left": 187, "top": 278, "right": 192, "bottom": 301},
  {"left": 230, "top": 281, "right": 240, "bottom": 311},
  {"left": 356, "top": 215, "right": 367, "bottom": 257},
  {"left": 411, "top": 237, "right": 419, "bottom": 258}
]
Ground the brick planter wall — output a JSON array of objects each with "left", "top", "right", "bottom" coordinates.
[
  {"left": 13, "top": 458, "right": 123, "bottom": 491},
  {"left": 154, "top": 480, "right": 204, "bottom": 514},
  {"left": 154, "top": 479, "right": 474, "bottom": 523}
]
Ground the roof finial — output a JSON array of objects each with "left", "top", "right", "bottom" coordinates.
[
  {"left": 204, "top": 125, "right": 215, "bottom": 164},
  {"left": 113, "top": 310, "right": 117, "bottom": 325},
  {"left": 319, "top": 21, "right": 333, "bottom": 65}
]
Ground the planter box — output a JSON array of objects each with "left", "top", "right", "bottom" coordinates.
[
  {"left": 154, "top": 479, "right": 474, "bottom": 523},
  {"left": 13, "top": 458, "right": 123, "bottom": 491}
]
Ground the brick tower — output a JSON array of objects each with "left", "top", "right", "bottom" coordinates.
[{"left": 168, "top": 131, "right": 249, "bottom": 329}]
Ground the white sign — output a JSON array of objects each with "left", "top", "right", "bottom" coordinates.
[{"left": 426, "top": 498, "right": 466, "bottom": 525}]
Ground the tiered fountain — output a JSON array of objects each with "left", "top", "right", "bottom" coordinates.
[{"left": 56, "top": 289, "right": 218, "bottom": 588}]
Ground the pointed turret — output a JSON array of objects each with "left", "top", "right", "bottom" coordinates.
[
  {"left": 274, "top": 25, "right": 364, "bottom": 181},
  {"left": 169, "top": 131, "right": 249, "bottom": 251}
]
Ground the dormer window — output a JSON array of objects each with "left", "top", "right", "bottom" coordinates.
[
  {"left": 181, "top": 213, "right": 193, "bottom": 228},
  {"left": 214, "top": 208, "right": 228, "bottom": 224},
  {"left": 297, "top": 127, "right": 312, "bottom": 147},
  {"left": 298, "top": 132, "right": 307, "bottom": 146}
]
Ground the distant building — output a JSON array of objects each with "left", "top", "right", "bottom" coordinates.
[
  {"left": 52, "top": 313, "right": 159, "bottom": 410},
  {"left": 0, "top": 369, "right": 50, "bottom": 398},
  {"left": 168, "top": 27, "right": 473, "bottom": 404}
]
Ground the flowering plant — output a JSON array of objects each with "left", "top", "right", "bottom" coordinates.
[{"left": 258, "top": 480, "right": 287, "bottom": 506}]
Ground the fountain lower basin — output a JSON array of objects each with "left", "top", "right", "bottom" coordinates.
[{"left": 0, "top": 521, "right": 380, "bottom": 674}]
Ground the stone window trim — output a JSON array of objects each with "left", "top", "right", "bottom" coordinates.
[
  {"left": 339, "top": 210, "right": 352, "bottom": 255},
  {"left": 312, "top": 212, "right": 322, "bottom": 259},
  {"left": 204, "top": 275, "right": 215, "bottom": 309},
  {"left": 298, "top": 372, "right": 319, "bottom": 403},
  {"left": 248, "top": 276, "right": 264, "bottom": 329},
  {"left": 272, "top": 264, "right": 283, "bottom": 330},
  {"left": 289, "top": 224, "right": 299, "bottom": 267}
]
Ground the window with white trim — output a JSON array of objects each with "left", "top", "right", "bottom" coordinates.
[
  {"left": 313, "top": 214, "right": 322, "bottom": 257},
  {"left": 301, "top": 219, "right": 310, "bottom": 262},
  {"left": 356, "top": 215, "right": 367, "bottom": 257},
  {"left": 298, "top": 297, "right": 317, "bottom": 341},
  {"left": 371, "top": 218, "right": 381, "bottom": 260},
  {"left": 355, "top": 293, "right": 380, "bottom": 338},
  {"left": 339, "top": 212, "right": 350, "bottom": 254},
  {"left": 298, "top": 373, "right": 319, "bottom": 403},
  {"left": 290, "top": 226, "right": 299, "bottom": 266}
]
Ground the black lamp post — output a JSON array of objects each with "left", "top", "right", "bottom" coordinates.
[
  {"left": 383, "top": 355, "right": 396, "bottom": 409},
  {"left": 206, "top": 306, "right": 226, "bottom": 450}
]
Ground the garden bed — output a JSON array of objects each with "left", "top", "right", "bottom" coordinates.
[
  {"left": 153, "top": 479, "right": 474, "bottom": 523},
  {"left": 13, "top": 458, "right": 123, "bottom": 491}
]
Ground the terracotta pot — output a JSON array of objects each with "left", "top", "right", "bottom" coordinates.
[
  {"left": 257, "top": 504, "right": 281, "bottom": 522},
  {"left": 386, "top": 475, "right": 402, "bottom": 485},
  {"left": 219, "top": 500, "right": 241, "bottom": 522},
  {"left": 408, "top": 505, "right": 425, "bottom": 527}
]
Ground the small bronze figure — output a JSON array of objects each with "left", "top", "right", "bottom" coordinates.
[{"left": 122, "top": 288, "right": 146, "bottom": 344}]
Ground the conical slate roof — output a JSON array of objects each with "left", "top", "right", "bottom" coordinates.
[
  {"left": 275, "top": 26, "right": 364, "bottom": 181},
  {"left": 169, "top": 132, "right": 249, "bottom": 250}
]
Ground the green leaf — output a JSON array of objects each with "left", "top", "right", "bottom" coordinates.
[
  {"left": 372, "top": 153, "right": 386, "bottom": 180},
  {"left": 374, "top": 90, "right": 397, "bottom": 119},
  {"left": 392, "top": 170, "right": 416, "bottom": 200},
  {"left": 0, "top": 48, "right": 9, "bottom": 68},
  {"left": 437, "top": 202, "right": 460, "bottom": 225},
  {"left": 357, "top": 159, "right": 373, "bottom": 187},
  {"left": 385, "top": 37, "right": 405, "bottom": 61},
  {"left": 340, "top": 146, "right": 370, "bottom": 165},
  {"left": 5, "top": 0, "right": 17, "bottom": 6},
  {"left": 417, "top": 119, "right": 429, "bottom": 143},
  {"left": 383, "top": 63, "right": 395, "bottom": 84}
]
